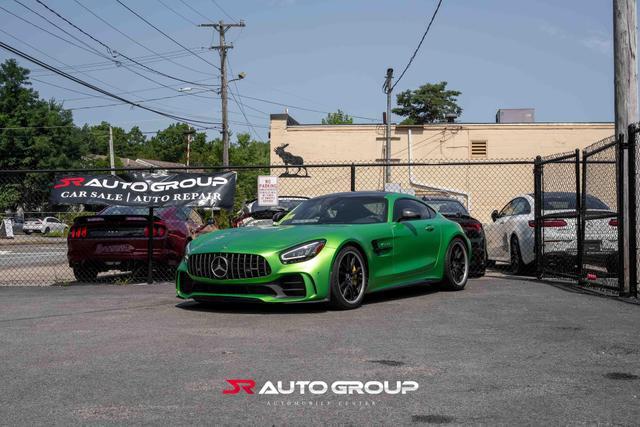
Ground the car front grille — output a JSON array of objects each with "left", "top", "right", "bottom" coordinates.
[
  {"left": 178, "top": 272, "right": 306, "bottom": 299},
  {"left": 187, "top": 252, "right": 271, "bottom": 280}
]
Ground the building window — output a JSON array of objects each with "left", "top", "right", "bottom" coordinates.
[{"left": 470, "top": 140, "right": 488, "bottom": 159}]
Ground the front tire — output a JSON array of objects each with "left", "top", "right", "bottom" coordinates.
[
  {"left": 330, "top": 246, "right": 367, "bottom": 310},
  {"left": 442, "top": 238, "right": 469, "bottom": 291}
]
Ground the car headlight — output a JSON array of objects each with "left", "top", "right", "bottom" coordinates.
[
  {"left": 280, "top": 240, "right": 326, "bottom": 264},
  {"left": 184, "top": 241, "right": 192, "bottom": 262}
]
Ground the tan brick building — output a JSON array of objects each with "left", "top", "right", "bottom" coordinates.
[{"left": 268, "top": 114, "right": 614, "bottom": 221}]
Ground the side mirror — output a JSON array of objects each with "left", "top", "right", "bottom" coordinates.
[
  {"left": 272, "top": 211, "right": 287, "bottom": 223},
  {"left": 491, "top": 210, "right": 500, "bottom": 222},
  {"left": 398, "top": 208, "right": 421, "bottom": 222}
]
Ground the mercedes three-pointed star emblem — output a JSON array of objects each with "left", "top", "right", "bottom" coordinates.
[{"left": 210, "top": 256, "right": 229, "bottom": 279}]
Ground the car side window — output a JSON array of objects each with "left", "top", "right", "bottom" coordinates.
[
  {"left": 499, "top": 201, "right": 515, "bottom": 217},
  {"left": 393, "top": 199, "right": 432, "bottom": 221},
  {"left": 512, "top": 198, "right": 531, "bottom": 215},
  {"left": 48, "top": 218, "right": 59, "bottom": 223}
]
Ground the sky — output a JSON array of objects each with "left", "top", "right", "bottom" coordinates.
[{"left": 0, "top": 0, "right": 626, "bottom": 142}]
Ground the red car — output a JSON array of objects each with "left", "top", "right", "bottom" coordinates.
[{"left": 68, "top": 206, "right": 206, "bottom": 281}]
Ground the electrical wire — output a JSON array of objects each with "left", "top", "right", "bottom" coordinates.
[
  {"left": 115, "top": 0, "right": 220, "bottom": 71},
  {"left": 0, "top": 3, "right": 122, "bottom": 91},
  {"left": 35, "top": 0, "right": 219, "bottom": 88},
  {"left": 67, "top": 89, "right": 214, "bottom": 111},
  {"left": 231, "top": 93, "right": 378, "bottom": 122},
  {"left": 155, "top": 0, "right": 197, "bottom": 26},
  {"left": 210, "top": 0, "right": 237, "bottom": 23},
  {"left": 226, "top": 59, "right": 260, "bottom": 140},
  {"left": 15, "top": 0, "right": 197, "bottom": 96},
  {"left": 74, "top": 0, "right": 213, "bottom": 77},
  {"left": 177, "top": 0, "right": 214, "bottom": 22},
  {"left": 0, "top": 40, "right": 222, "bottom": 127},
  {"left": 391, "top": 0, "right": 443, "bottom": 90}
]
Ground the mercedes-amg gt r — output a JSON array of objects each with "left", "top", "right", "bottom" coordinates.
[{"left": 176, "top": 192, "right": 471, "bottom": 309}]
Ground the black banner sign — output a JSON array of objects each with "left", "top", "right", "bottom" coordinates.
[{"left": 50, "top": 172, "right": 236, "bottom": 208}]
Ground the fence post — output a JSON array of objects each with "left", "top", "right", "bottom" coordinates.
[
  {"left": 147, "top": 206, "right": 154, "bottom": 284},
  {"left": 626, "top": 125, "right": 637, "bottom": 298},
  {"left": 350, "top": 163, "right": 356, "bottom": 192},
  {"left": 534, "top": 155, "right": 543, "bottom": 279},
  {"left": 616, "top": 132, "right": 627, "bottom": 296},
  {"left": 576, "top": 149, "right": 584, "bottom": 283}
]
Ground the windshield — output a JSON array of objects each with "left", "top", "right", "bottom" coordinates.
[
  {"left": 99, "top": 206, "right": 182, "bottom": 218},
  {"left": 542, "top": 194, "right": 610, "bottom": 210},
  {"left": 280, "top": 196, "right": 388, "bottom": 225},
  {"left": 424, "top": 199, "right": 468, "bottom": 215},
  {"left": 249, "top": 198, "right": 306, "bottom": 213}
]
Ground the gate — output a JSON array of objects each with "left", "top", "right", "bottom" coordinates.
[
  {"left": 534, "top": 137, "right": 626, "bottom": 295},
  {"left": 580, "top": 135, "right": 624, "bottom": 292},
  {"left": 534, "top": 150, "right": 581, "bottom": 281}
]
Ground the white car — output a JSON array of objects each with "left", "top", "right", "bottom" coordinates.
[
  {"left": 23, "top": 217, "right": 69, "bottom": 235},
  {"left": 484, "top": 192, "right": 618, "bottom": 274}
]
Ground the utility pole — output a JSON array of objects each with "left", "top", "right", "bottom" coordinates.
[
  {"left": 108, "top": 125, "right": 115, "bottom": 176},
  {"left": 382, "top": 68, "right": 394, "bottom": 185},
  {"left": 613, "top": 0, "right": 638, "bottom": 295},
  {"left": 184, "top": 126, "right": 196, "bottom": 167},
  {"left": 199, "top": 20, "right": 246, "bottom": 168}
]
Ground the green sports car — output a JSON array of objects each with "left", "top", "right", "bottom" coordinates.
[{"left": 176, "top": 192, "right": 471, "bottom": 309}]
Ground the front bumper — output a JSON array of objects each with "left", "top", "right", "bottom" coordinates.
[{"left": 175, "top": 247, "right": 334, "bottom": 303}]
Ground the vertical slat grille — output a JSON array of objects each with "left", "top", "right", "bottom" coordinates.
[{"left": 188, "top": 252, "right": 271, "bottom": 280}]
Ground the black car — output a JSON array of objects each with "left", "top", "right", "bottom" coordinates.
[{"left": 422, "top": 196, "right": 486, "bottom": 277}]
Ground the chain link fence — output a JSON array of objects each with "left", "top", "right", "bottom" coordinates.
[{"left": 0, "top": 160, "right": 539, "bottom": 285}]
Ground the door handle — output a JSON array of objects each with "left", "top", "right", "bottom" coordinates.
[{"left": 425, "top": 225, "right": 434, "bottom": 232}]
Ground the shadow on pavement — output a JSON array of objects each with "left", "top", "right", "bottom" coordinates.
[{"left": 175, "top": 280, "right": 445, "bottom": 314}]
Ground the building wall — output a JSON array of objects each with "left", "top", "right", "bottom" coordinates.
[{"left": 269, "top": 115, "right": 614, "bottom": 222}]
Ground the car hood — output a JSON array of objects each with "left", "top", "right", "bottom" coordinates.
[{"left": 190, "top": 224, "right": 348, "bottom": 253}]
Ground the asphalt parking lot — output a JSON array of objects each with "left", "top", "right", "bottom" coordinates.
[{"left": 1, "top": 275, "right": 639, "bottom": 425}]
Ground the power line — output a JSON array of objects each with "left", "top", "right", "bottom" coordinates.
[
  {"left": 155, "top": 0, "right": 198, "bottom": 26},
  {"left": 115, "top": 0, "right": 221, "bottom": 71},
  {"left": 74, "top": 0, "right": 212, "bottom": 77},
  {"left": 231, "top": 93, "right": 378, "bottom": 122},
  {"left": 31, "top": 50, "right": 195, "bottom": 77},
  {"left": 14, "top": 0, "right": 193, "bottom": 96},
  {"left": 227, "top": 58, "right": 260, "bottom": 140},
  {"left": 62, "top": 78, "right": 217, "bottom": 102},
  {"left": 210, "top": 0, "right": 237, "bottom": 23},
  {"left": 14, "top": 0, "right": 114, "bottom": 62},
  {"left": 67, "top": 89, "right": 214, "bottom": 111},
  {"left": 0, "top": 40, "right": 222, "bottom": 127},
  {"left": 35, "top": 0, "right": 219, "bottom": 88},
  {"left": 391, "top": 0, "right": 443, "bottom": 90},
  {"left": 177, "top": 0, "right": 214, "bottom": 22},
  {"left": 0, "top": 3, "right": 123, "bottom": 91}
]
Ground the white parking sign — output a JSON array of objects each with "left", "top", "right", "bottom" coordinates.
[{"left": 258, "top": 176, "right": 278, "bottom": 206}]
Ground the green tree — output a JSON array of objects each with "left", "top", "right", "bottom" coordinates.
[
  {"left": 321, "top": 109, "right": 353, "bottom": 125},
  {"left": 0, "top": 59, "right": 85, "bottom": 170},
  {"left": 392, "top": 81, "right": 462, "bottom": 124},
  {"left": 140, "top": 123, "right": 193, "bottom": 163},
  {"left": 0, "top": 59, "right": 86, "bottom": 210}
]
